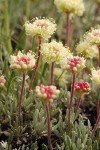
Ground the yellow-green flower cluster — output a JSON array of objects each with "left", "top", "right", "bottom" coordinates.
[
  {"left": 54, "top": 0, "right": 85, "bottom": 16},
  {"left": 0, "top": 75, "right": 6, "bottom": 88},
  {"left": 84, "top": 26, "right": 100, "bottom": 46},
  {"left": 10, "top": 51, "right": 36, "bottom": 71},
  {"left": 41, "top": 40, "right": 70, "bottom": 63},
  {"left": 76, "top": 41, "right": 98, "bottom": 59},
  {"left": 24, "top": 18, "right": 56, "bottom": 39},
  {"left": 54, "top": 68, "right": 68, "bottom": 87},
  {"left": 91, "top": 69, "right": 100, "bottom": 84}
]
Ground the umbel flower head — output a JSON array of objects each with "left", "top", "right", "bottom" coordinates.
[
  {"left": 35, "top": 84, "right": 60, "bottom": 103},
  {"left": 24, "top": 18, "right": 56, "bottom": 39},
  {"left": 10, "top": 51, "right": 36, "bottom": 71},
  {"left": 74, "top": 82, "right": 90, "bottom": 96},
  {"left": 41, "top": 40, "right": 70, "bottom": 63},
  {"left": 61, "top": 56, "right": 86, "bottom": 74},
  {"left": 91, "top": 69, "right": 100, "bottom": 84},
  {"left": 76, "top": 41, "right": 98, "bottom": 59},
  {"left": 84, "top": 26, "right": 100, "bottom": 46},
  {"left": 0, "top": 75, "right": 6, "bottom": 88},
  {"left": 54, "top": 0, "right": 85, "bottom": 16}
]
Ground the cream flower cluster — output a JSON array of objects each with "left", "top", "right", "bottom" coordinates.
[
  {"left": 35, "top": 84, "right": 60, "bottom": 103},
  {"left": 41, "top": 40, "right": 70, "bottom": 63},
  {"left": 54, "top": 0, "right": 85, "bottom": 16},
  {"left": 10, "top": 51, "right": 36, "bottom": 71},
  {"left": 74, "top": 82, "right": 90, "bottom": 96},
  {"left": 91, "top": 69, "right": 100, "bottom": 84},
  {"left": 0, "top": 75, "right": 6, "bottom": 88},
  {"left": 61, "top": 56, "right": 86, "bottom": 73},
  {"left": 84, "top": 26, "right": 100, "bottom": 46},
  {"left": 76, "top": 41, "right": 98, "bottom": 58},
  {"left": 24, "top": 18, "right": 56, "bottom": 39}
]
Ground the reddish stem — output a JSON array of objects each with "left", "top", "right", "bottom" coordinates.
[
  {"left": 45, "top": 104, "right": 53, "bottom": 150},
  {"left": 98, "top": 46, "right": 100, "bottom": 68},
  {"left": 75, "top": 97, "right": 81, "bottom": 115},
  {"left": 50, "top": 62, "right": 54, "bottom": 85},
  {"left": 18, "top": 72, "right": 26, "bottom": 126},
  {"left": 66, "top": 13, "right": 70, "bottom": 46},
  {"left": 68, "top": 74, "right": 76, "bottom": 128},
  {"left": 29, "top": 36, "right": 42, "bottom": 91}
]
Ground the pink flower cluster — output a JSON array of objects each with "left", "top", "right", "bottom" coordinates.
[
  {"left": 66, "top": 56, "right": 85, "bottom": 73},
  {"left": 0, "top": 75, "right": 6, "bottom": 88},
  {"left": 74, "top": 82, "right": 90, "bottom": 96},
  {"left": 35, "top": 84, "right": 60, "bottom": 103}
]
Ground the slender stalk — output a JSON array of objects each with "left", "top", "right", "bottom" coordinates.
[
  {"left": 29, "top": 36, "right": 42, "bottom": 91},
  {"left": 25, "top": 0, "right": 31, "bottom": 20},
  {"left": 3, "top": 0, "right": 12, "bottom": 53},
  {"left": 50, "top": 62, "right": 54, "bottom": 85},
  {"left": 75, "top": 97, "right": 81, "bottom": 115},
  {"left": 45, "top": 104, "right": 53, "bottom": 150},
  {"left": 66, "top": 13, "right": 70, "bottom": 46},
  {"left": 98, "top": 46, "right": 100, "bottom": 68},
  {"left": 68, "top": 74, "right": 76, "bottom": 128},
  {"left": 18, "top": 72, "right": 26, "bottom": 126},
  {"left": 97, "top": 98, "right": 100, "bottom": 118},
  {"left": 91, "top": 113, "right": 100, "bottom": 137}
]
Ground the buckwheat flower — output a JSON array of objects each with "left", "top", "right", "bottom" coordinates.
[
  {"left": 35, "top": 84, "right": 60, "bottom": 103},
  {"left": 41, "top": 40, "right": 70, "bottom": 63},
  {"left": 61, "top": 56, "right": 86, "bottom": 73},
  {"left": 76, "top": 41, "right": 98, "bottom": 58},
  {"left": 0, "top": 75, "right": 6, "bottom": 88},
  {"left": 54, "top": 0, "right": 85, "bottom": 16},
  {"left": 24, "top": 18, "right": 56, "bottom": 39},
  {"left": 74, "top": 82, "right": 90, "bottom": 96},
  {"left": 10, "top": 51, "right": 36, "bottom": 71},
  {"left": 91, "top": 69, "right": 100, "bottom": 84},
  {"left": 85, "top": 26, "right": 100, "bottom": 46}
]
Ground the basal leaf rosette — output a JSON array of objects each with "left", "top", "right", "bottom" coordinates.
[
  {"left": 35, "top": 85, "right": 60, "bottom": 103},
  {"left": 41, "top": 40, "right": 70, "bottom": 64},
  {"left": 61, "top": 56, "right": 86, "bottom": 74},
  {"left": 54, "top": 0, "right": 85, "bottom": 16},
  {"left": 0, "top": 75, "right": 6, "bottom": 88},
  {"left": 74, "top": 82, "right": 90, "bottom": 96},
  {"left": 76, "top": 41, "right": 98, "bottom": 59},
  {"left": 84, "top": 26, "right": 100, "bottom": 46},
  {"left": 10, "top": 51, "right": 36, "bottom": 71},
  {"left": 91, "top": 69, "right": 100, "bottom": 84},
  {"left": 24, "top": 18, "right": 57, "bottom": 39}
]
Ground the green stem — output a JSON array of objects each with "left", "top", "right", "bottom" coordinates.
[
  {"left": 25, "top": 0, "right": 31, "bottom": 20},
  {"left": 3, "top": 0, "right": 12, "bottom": 53}
]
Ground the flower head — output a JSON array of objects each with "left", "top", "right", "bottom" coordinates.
[
  {"left": 10, "top": 51, "right": 36, "bottom": 71},
  {"left": 61, "top": 56, "right": 86, "bottom": 74},
  {"left": 74, "top": 82, "right": 90, "bottom": 96},
  {"left": 54, "top": 0, "right": 85, "bottom": 16},
  {"left": 91, "top": 69, "right": 100, "bottom": 84},
  {"left": 24, "top": 18, "right": 56, "bottom": 39},
  {"left": 41, "top": 40, "right": 70, "bottom": 63},
  {"left": 35, "top": 85, "right": 60, "bottom": 103},
  {"left": 76, "top": 41, "right": 98, "bottom": 58},
  {"left": 0, "top": 75, "right": 6, "bottom": 88},
  {"left": 84, "top": 26, "right": 100, "bottom": 46}
]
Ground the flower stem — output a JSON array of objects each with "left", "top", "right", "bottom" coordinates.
[
  {"left": 66, "top": 13, "right": 70, "bottom": 46},
  {"left": 3, "top": 0, "right": 12, "bottom": 54},
  {"left": 68, "top": 74, "right": 76, "bottom": 128},
  {"left": 25, "top": 0, "right": 31, "bottom": 20},
  {"left": 50, "top": 62, "right": 54, "bottom": 85},
  {"left": 18, "top": 72, "right": 26, "bottom": 126},
  {"left": 45, "top": 104, "right": 53, "bottom": 150},
  {"left": 98, "top": 46, "right": 100, "bottom": 68},
  {"left": 29, "top": 36, "right": 42, "bottom": 91},
  {"left": 97, "top": 98, "right": 100, "bottom": 118},
  {"left": 75, "top": 97, "right": 81, "bottom": 115}
]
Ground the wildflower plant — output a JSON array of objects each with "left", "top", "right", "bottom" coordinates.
[{"left": 0, "top": 75, "right": 6, "bottom": 88}]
